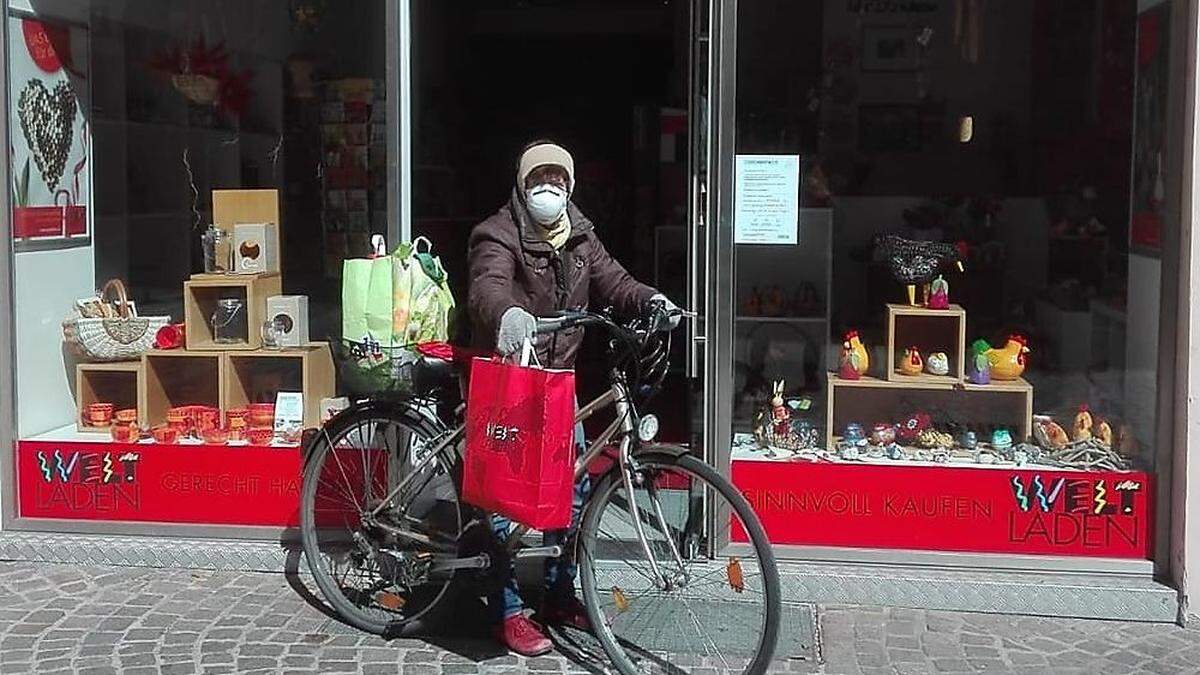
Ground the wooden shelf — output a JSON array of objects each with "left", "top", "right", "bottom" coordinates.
[
  {"left": 961, "top": 377, "right": 1033, "bottom": 393},
  {"left": 223, "top": 344, "right": 335, "bottom": 428},
  {"left": 184, "top": 273, "right": 281, "bottom": 351},
  {"left": 141, "top": 351, "right": 224, "bottom": 428},
  {"left": 76, "top": 362, "right": 144, "bottom": 432},
  {"left": 830, "top": 373, "right": 955, "bottom": 390},
  {"left": 888, "top": 372, "right": 960, "bottom": 388},
  {"left": 886, "top": 303, "right": 967, "bottom": 383},
  {"left": 826, "top": 372, "right": 1032, "bottom": 450}
]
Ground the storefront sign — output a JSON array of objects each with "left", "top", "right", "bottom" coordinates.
[
  {"left": 16, "top": 441, "right": 305, "bottom": 526},
  {"left": 732, "top": 461, "right": 1152, "bottom": 559},
  {"left": 734, "top": 155, "right": 800, "bottom": 245}
]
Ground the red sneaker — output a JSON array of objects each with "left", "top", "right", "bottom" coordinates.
[
  {"left": 497, "top": 614, "right": 553, "bottom": 657},
  {"left": 540, "top": 595, "right": 592, "bottom": 631}
]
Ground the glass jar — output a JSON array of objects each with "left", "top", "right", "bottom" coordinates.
[
  {"left": 211, "top": 297, "right": 247, "bottom": 344},
  {"left": 201, "top": 225, "right": 232, "bottom": 274}
]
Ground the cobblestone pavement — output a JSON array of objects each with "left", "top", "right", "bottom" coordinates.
[{"left": 1, "top": 561, "right": 1198, "bottom": 674}]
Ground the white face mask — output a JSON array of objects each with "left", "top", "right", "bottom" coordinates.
[{"left": 525, "top": 183, "right": 568, "bottom": 226}]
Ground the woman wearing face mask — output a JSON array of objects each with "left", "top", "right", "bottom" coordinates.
[{"left": 467, "top": 140, "right": 680, "bottom": 656}]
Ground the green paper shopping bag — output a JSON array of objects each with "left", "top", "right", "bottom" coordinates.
[{"left": 342, "top": 235, "right": 394, "bottom": 346}]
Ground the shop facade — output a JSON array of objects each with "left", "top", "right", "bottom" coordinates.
[{"left": 1, "top": 0, "right": 1199, "bottom": 621}]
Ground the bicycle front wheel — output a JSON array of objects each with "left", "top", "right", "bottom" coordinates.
[{"left": 579, "top": 449, "right": 781, "bottom": 674}]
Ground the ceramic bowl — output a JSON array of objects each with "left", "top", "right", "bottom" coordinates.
[
  {"left": 194, "top": 407, "right": 221, "bottom": 434},
  {"left": 167, "top": 406, "right": 192, "bottom": 433},
  {"left": 86, "top": 402, "right": 115, "bottom": 427},
  {"left": 110, "top": 423, "right": 138, "bottom": 443},
  {"left": 246, "top": 427, "right": 274, "bottom": 446},
  {"left": 151, "top": 425, "right": 181, "bottom": 445},
  {"left": 225, "top": 407, "right": 249, "bottom": 428},
  {"left": 248, "top": 403, "right": 275, "bottom": 428},
  {"left": 115, "top": 408, "right": 138, "bottom": 424},
  {"left": 201, "top": 427, "right": 229, "bottom": 445}
]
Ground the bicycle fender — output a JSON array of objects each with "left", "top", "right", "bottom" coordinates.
[
  {"left": 586, "top": 444, "right": 694, "bottom": 485},
  {"left": 633, "top": 443, "right": 693, "bottom": 460}
]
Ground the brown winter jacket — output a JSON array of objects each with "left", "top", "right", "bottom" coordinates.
[{"left": 468, "top": 189, "right": 657, "bottom": 369}]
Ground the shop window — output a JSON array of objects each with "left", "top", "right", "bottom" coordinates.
[
  {"left": 8, "top": 1, "right": 387, "bottom": 528},
  {"left": 731, "top": 0, "right": 1170, "bottom": 561}
]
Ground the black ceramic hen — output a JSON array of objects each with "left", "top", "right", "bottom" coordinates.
[{"left": 874, "top": 234, "right": 965, "bottom": 306}]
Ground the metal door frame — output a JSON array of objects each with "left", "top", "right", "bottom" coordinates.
[{"left": 704, "top": 0, "right": 737, "bottom": 498}]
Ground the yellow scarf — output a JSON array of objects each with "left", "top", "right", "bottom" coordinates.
[{"left": 540, "top": 211, "right": 571, "bottom": 250}]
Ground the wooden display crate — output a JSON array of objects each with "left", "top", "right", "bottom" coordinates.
[
  {"left": 223, "top": 344, "right": 335, "bottom": 428},
  {"left": 76, "top": 362, "right": 144, "bottom": 432},
  {"left": 826, "top": 374, "right": 1032, "bottom": 449},
  {"left": 184, "top": 273, "right": 281, "bottom": 351},
  {"left": 886, "top": 303, "right": 967, "bottom": 384},
  {"left": 141, "top": 351, "right": 224, "bottom": 427}
]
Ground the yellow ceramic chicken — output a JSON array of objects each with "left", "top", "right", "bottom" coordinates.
[
  {"left": 841, "top": 330, "right": 869, "bottom": 377},
  {"left": 983, "top": 334, "right": 1030, "bottom": 381},
  {"left": 1036, "top": 418, "right": 1070, "bottom": 449},
  {"left": 1072, "top": 405, "right": 1093, "bottom": 442},
  {"left": 899, "top": 346, "right": 924, "bottom": 376},
  {"left": 1096, "top": 419, "right": 1113, "bottom": 447}
]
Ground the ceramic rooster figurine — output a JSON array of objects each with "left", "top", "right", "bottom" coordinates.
[
  {"left": 977, "top": 334, "right": 1029, "bottom": 381},
  {"left": 899, "top": 346, "right": 924, "bottom": 376},
  {"left": 1072, "top": 405, "right": 1093, "bottom": 442},
  {"left": 839, "top": 330, "right": 870, "bottom": 379},
  {"left": 875, "top": 235, "right": 965, "bottom": 306},
  {"left": 1096, "top": 418, "right": 1113, "bottom": 447}
]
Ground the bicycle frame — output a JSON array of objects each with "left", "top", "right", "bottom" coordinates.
[{"left": 363, "top": 372, "right": 683, "bottom": 589}]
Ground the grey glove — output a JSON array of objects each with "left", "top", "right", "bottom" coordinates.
[
  {"left": 649, "top": 294, "right": 682, "bottom": 331},
  {"left": 497, "top": 306, "right": 537, "bottom": 356}
]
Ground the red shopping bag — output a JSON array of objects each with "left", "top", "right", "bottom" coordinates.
[{"left": 462, "top": 355, "right": 576, "bottom": 529}]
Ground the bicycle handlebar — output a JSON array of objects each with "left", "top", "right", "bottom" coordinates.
[{"left": 532, "top": 307, "right": 692, "bottom": 338}]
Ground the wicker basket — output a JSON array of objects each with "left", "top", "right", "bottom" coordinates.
[
  {"left": 63, "top": 280, "right": 171, "bottom": 362},
  {"left": 171, "top": 73, "right": 220, "bottom": 106}
]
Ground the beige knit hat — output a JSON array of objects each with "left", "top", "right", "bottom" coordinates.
[{"left": 517, "top": 142, "right": 575, "bottom": 194}]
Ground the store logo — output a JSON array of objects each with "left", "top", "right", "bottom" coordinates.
[
  {"left": 1009, "top": 475, "right": 1138, "bottom": 516},
  {"left": 485, "top": 422, "right": 521, "bottom": 444},
  {"left": 1007, "top": 475, "right": 1142, "bottom": 550},
  {"left": 34, "top": 449, "right": 140, "bottom": 512}
]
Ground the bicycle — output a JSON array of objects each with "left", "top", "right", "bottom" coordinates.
[{"left": 299, "top": 306, "right": 781, "bottom": 674}]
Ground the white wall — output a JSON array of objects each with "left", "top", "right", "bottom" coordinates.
[{"left": 14, "top": 247, "right": 95, "bottom": 437}]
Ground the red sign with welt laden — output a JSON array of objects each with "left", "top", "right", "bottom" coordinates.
[
  {"left": 16, "top": 441, "right": 308, "bottom": 526},
  {"left": 731, "top": 461, "right": 1152, "bottom": 559}
]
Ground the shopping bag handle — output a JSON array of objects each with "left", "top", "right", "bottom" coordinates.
[
  {"left": 370, "top": 234, "right": 387, "bottom": 258},
  {"left": 520, "top": 337, "right": 541, "bottom": 368}
]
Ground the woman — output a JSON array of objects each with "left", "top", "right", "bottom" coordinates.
[{"left": 467, "top": 140, "right": 679, "bottom": 656}]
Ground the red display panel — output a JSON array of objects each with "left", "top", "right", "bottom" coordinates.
[
  {"left": 17, "top": 440, "right": 304, "bottom": 526},
  {"left": 732, "top": 460, "right": 1152, "bottom": 559}
]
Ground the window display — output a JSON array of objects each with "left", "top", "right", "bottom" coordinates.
[
  {"left": 730, "top": 0, "right": 1167, "bottom": 560},
  {"left": 8, "top": 1, "right": 388, "bottom": 529}
]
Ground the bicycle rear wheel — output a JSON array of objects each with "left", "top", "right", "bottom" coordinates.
[
  {"left": 579, "top": 449, "right": 781, "bottom": 674},
  {"left": 299, "top": 403, "right": 463, "bottom": 635}
]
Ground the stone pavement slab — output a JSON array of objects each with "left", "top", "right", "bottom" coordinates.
[{"left": 0, "top": 562, "right": 1198, "bottom": 673}]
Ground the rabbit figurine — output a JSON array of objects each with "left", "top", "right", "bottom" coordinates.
[{"left": 770, "top": 380, "right": 791, "bottom": 436}]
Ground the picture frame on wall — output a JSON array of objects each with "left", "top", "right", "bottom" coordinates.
[{"left": 861, "top": 25, "right": 920, "bottom": 72}]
